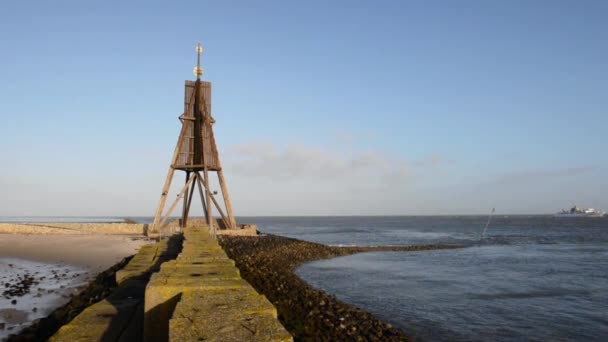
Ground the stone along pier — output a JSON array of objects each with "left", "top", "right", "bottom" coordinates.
[
  {"left": 146, "top": 226, "right": 291, "bottom": 341},
  {"left": 50, "top": 226, "right": 292, "bottom": 341}
]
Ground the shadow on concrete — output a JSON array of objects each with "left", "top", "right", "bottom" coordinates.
[
  {"left": 144, "top": 293, "right": 183, "bottom": 342},
  {"left": 98, "top": 234, "right": 183, "bottom": 342}
]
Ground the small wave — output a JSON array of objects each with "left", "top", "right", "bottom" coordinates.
[
  {"left": 468, "top": 288, "right": 592, "bottom": 300},
  {"left": 328, "top": 244, "right": 411, "bottom": 248},
  {"left": 477, "top": 235, "right": 558, "bottom": 246}
]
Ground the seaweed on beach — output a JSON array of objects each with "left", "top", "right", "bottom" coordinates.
[
  {"left": 6, "top": 256, "right": 132, "bottom": 342},
  {"left": 2, "top": 274, "right": 39, "bottom": 300}
]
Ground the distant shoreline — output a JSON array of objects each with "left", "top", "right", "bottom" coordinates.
[
  {"left": 0, "top": 214, "right": 593, "bottom": 222},
  {"left": 0, "top": 217, "right": 128, "bottom": 223}
]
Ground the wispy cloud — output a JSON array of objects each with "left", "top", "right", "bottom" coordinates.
[
  {"left": 488, "top": 165, "right": 598, "bottom": 185},
  {"left": 411, "top": 154, "right": 456, "bottom": 168},
  {"left": 224, "top": 141, "right": 452, "bottom": 184},
  {"left": 226, "top": 142, "right": 402, "bottom": 180},
  {"left": 330, "top": 129, "right": 378, "bottom": 146}
]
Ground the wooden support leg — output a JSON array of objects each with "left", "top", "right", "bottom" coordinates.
[
  {"left": 195, "top": 172, "right": 229, "bottom": 228},
  {"left": 151, "top": 119, "right": 189, "bottom": 234},
  {"left": 217, "top": 170, "right": 237, "bottom": 229},
  {"left": 181, "top": 171, "right": 191, "bottom": 228},
  {"left": 157, "top": 174, "right": 196, "bottom": 232},
  {"left": 195, "top": 173, "right": 208, "bottom": 223},
  {"left": 203, "top": 167, "right": 213, "bottom": 233},
  {"left": 183, "top": 176, "right": 196, "bottom": 229},
  {"left": 151, "top": 166, "right": 175, "bottom": 233}
]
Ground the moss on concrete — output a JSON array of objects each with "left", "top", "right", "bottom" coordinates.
[
  {"left": 144, "top": 226, "right": 292, "bottom": 342},
  {"left": 49, "top": 235, "right": 182, "bottom": 342}
]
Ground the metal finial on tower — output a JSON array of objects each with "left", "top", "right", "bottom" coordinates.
[{"left": 193, "top": 43, "right": 204, "bottom": 79}]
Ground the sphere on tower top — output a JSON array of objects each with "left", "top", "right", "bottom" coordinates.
[
  {"left": 194, "top": 43, "right": 204, "bottom": 78},
  {"left": 193, "top": 66, "right": 204, "bottom": 77}
]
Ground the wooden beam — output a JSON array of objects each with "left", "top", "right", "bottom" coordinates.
[
  {"left": 195, "top": 172, "right": 228, "bottom": 227},
  {"left": 178, "top": 114, "right": 196, "bottom": 121},
  {"left": 181, "top": 171, "right": 191, "bottom": 228},
  {"left": 157, "top": 174, "right": 196, "bottom": 232},
  {"left": 170, "top": 164, "right": 221, "bottom": 171},
  {"left": 151, "top": 133, "right": 184, "bottom": 232},
  {"left": 195, "top": 172, "right": 209, "bottom": 222},
  {"left": 217, "top": 170, "right": 236, "bottom": 229},
  {"left": 183, "top": 174, "right": 196, "bottom": 228},
  {"left": 203, "top": 167, "right": 213, "bottom": 233}
]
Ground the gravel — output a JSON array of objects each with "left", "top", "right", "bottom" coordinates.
[{"left": 219, "top": 234, "right": 460, "bottom": 342}]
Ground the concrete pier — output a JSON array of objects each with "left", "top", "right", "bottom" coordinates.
[
  {"left": 145, "top": 226, "right": 292, "bottom": 341},
  {"left": 49, "top": 226, "right": 291, "bottom": 341},
  {"left": 50, "top": 237, "right": 181, "bottom": 341}
]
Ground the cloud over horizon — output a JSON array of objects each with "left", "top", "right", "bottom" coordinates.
[{"left": 224, "top": 141, "right": 453, "bottom": 183}]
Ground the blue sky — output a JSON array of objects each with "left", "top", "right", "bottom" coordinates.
[{"left": 0, "top": 0, "right": 606, "bottom": 216}]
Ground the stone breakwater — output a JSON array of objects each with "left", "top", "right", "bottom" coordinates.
[
  {"left": 39, "top": 227, "right": 291, "bottom": 342},
  {"left": 145, "top": 226, "right": 292, "bottom": 341},
  {"left": 48, "top": 236, "right": 182, "bottom": 341},
  {"left": 219, "top": 234, "right": 462, "bottom": 341},
  {"left": 0, "top": 223, "right": 146, "bottom": 235}
]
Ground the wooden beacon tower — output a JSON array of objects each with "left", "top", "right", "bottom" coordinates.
[{"left": 150, "top": 43, "right": 236, "bottom": 235}]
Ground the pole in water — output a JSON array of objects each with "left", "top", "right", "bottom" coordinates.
[{"left": 481, "top": 207, "right": 495, "bottom": 239}]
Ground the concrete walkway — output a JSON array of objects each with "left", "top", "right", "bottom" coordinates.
[
  {"left": 49, "top": 226, "right": 291, "bottom": 341},
  {"left": 145, "top": 226, "right": 292, "bottom": 341}
]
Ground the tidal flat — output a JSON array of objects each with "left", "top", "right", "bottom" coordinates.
[{"left": 0, "top": 259, "right": 89, "bottom": 340}]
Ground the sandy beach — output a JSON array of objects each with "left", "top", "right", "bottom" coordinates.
[
  {"left": 0, "top": 234, "right": 151, "bottom": 272},
  {"left": 0, "top": 234, "right": 151, "bottom": 340}
]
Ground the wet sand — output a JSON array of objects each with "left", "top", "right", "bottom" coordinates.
[
  {"left": 0, "top": 234, "right": 151, "bottom": 272},
  {"left": 0, "top": 259, "right": 89, "bottom": 340},
  {"left": 219, "top": 234, "right": 461, "bottom": 341},
  {"left": 0, "top": 234, "right": 151, "bottom": 340},
  {"left": 6, "top": 257, "right": 132, "bottom": 342}
]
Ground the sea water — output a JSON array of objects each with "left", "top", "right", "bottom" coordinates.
[{"left": 248, "top": 216, "right": 608, "bottom": 341}]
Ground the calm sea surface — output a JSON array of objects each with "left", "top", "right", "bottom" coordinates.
[
  {"left": 3, "top": 215, "right": 607, "bottom": 341},
  {"left": 248, "top": 216, "right": 608, "bottom": 342}
]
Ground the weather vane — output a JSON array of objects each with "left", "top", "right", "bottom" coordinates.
[{"left": 193, "top": 43, "right": 204, "bottom": 80}]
